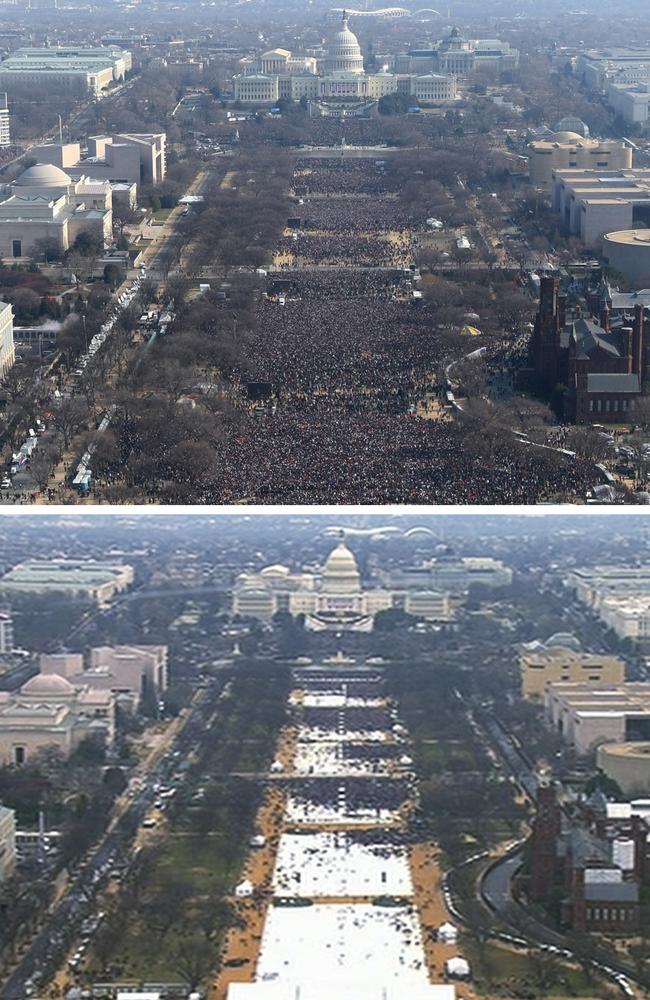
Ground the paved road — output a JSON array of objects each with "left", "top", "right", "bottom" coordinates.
[{"left": 0, "top": 681, "right": 224, "bottom": 1000}]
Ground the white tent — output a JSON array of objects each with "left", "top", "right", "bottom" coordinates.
[
  {"left": 445, "top": 957, "right": 470, "bottom": 979},
  {"left": 235, "top": 879, "right": 254, "bottom": 897},
  {"left": 437, "top": 922, "right": 458, "bottom": 943},
  {"left": 270, "top": 761, "right": 284, "bottom": 773}
]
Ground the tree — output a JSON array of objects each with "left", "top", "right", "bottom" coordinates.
[
  {"left": 93, "top": 902, "right": 124, "bottom": 974},
  {"left": 378, "top": 92, "right": 412, "bottom": 116},
  {"left": 103, "top": 766, "right": 127, "bottom": 796},
  {"left": 104, "top": 263, "right": 123, "bottom": 289},
  {"left": 113, "top": 203, "right": 140, "bottom": 237},
  {"left": 171, "top": 935, "right": 216, "bottom": 989},
  {"left": 28, "top": 447, "right": 57, "bottom": 491},
  {"left": 50, "top": 398, "right": 89, "bottom": 450},
  {"left": 31, "top": 237, "right": 63, "bottom": 264},
  {"left": 72, "top": 230, "right": 103, "bottom": 257},
  {"left": 10, "top": 288, "right": 41, "bottom": 324}
]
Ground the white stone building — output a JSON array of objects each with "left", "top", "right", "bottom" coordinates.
[
  {"left": 528, "top": 132, "right": 633, "bottom": 191},
  {"left": 0, "top": 46, "right": 132, "bottom": 99},
  {"left": 0, "top": 610, "right": 13, "bottom": 654},
  {"left": 0, "top": 805, "right": 16, "bottom": 882},
  {"left": 31, "top": 134, "right": 165, "bottom": 197},
  {"left": 233, "top": 540, "right": 452, "bottom": 631},
  {"left": 0, "top": 300, "right": 15, "bottom": 379},
  {"left": 0, "top": 671, "right": 116, "bottom": 767},
  {"left": 395, "top": 29, "right": 519, "bottom": 77},
  {"left": 40, "top": 645, "right": 168, "bottom": 713},
  {"left": 0, "top": 93, "right": 9, "bottom": 148},
  {"left": 233, "top": 13, "right": 457, "bottom": 106},
  {"left": 0, "top": 162, "right": 112, "bottom": 260},
  {"left": 545, "top": 682, "right": 650, "bottom": 754},
  {"left": 0, "top": 559, "right": 133, "bottom": 604},
  {"left": 551, "top": 167, "right": 650, "bottom": 245}
]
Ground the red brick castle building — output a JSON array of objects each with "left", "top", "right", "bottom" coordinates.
[{"left": 532, "top": 275, "right": 647, "bottom": 422}]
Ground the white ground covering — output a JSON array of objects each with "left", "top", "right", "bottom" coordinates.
[
  {"left": 295, "top": 694, "right": 386, "bottom": 708},
  {"left": 256, "top": 904, "right": 430, "bottom": 987},
  {"left": 297, "top": 725, "right": 390, "bottom": 743},
  {"left": 293, "top": 741, "right": 378, "bottom": 777},
  {"left": 228, "top": 985, "right": 455, "bottom": 1000},
  {"left": 273, "top": 831, "right": 413, "bottom": 897},
  {"left": 286, "top": 793, "right": 399, "bottom": 826}
]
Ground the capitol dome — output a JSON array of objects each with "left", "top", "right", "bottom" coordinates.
[
  {"left": 15, "top": 163, "right": 71, "bottom": 188},
  {"left": 21, "top": 673, "right": 75, "bottom": 697},
  {"left": 322, "top": 540, "right": 361, "bottom": 594},
  {"left": 324, "top": 11, "right": 365, "bottom": 76}
]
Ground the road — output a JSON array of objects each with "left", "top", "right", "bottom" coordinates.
[{"left": 0, "top": 679, "right": 225, "bottom": 1000}]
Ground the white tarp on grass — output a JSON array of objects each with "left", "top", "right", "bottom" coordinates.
[
  {"left": 273, "top": 831, "right": 413, "bottom": 898},
  {"left": 256, "top": 904, "right": 430, "bottom": 987},
  {"left": 293, "top": 742, "right": 379, "bottom": 777}
]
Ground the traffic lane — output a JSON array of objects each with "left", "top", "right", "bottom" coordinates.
[{"left": 2, "top": 691, "right": 219, "bottom": 996}]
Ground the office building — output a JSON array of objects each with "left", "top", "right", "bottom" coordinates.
[
  {"left": 0, "top": 805, "right": 16, "bottom": 882},
  {"left": 552, "top": 167, "right": 650, "bottom": 245},
  {"left": 0, "top": 610, "right": 13, "bottom": 654},
  {"left": 0, "top": 93, "right": 9, "bottom": 147},
  {"left": 519, "top": 634, "right": 625, "bottom": 699},
  {"left": 33, "top": 134, "right": 166, "bottom": 190},
  {"left": 0, "top": 46, "right": 131, "bottom": 99},
  {"left": 0, "top": 300, "right": 15, "bottom": 379},
  {"left": 544, "top": 682, "right": 650, "bottom": 754},
  {"left": 395, "top": 28, "right": 518, "bottom": 76},
  {"left": 528, "top": 133, "right": 632, "bottom": 192},
  {"left": 575, "top": 48, "right": 650, "bottom": 91},
  {"left": 0, "top": 559, "right": 134, "bottom": 604},
  {"left": 569, "top": 564, "right": 650, "bottom": 608},
  {"left": 384, "top": 549, "right": 512, "bottom": 594}
]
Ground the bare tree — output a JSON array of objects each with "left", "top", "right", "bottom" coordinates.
[{"left": 50, "top": 399, "right": 89, "bottom": 450}]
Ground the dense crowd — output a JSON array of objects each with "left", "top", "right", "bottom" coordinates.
[
  {"left": 277, "top": 233, "right": 405, "bottom": 266},
  {"left": 298, "top": 197, "right": 424, "bottom": 234},
  {"left": 268, "top": 269, "right": 407, "bottom": 300},
  {"left": 106, "top": 156, "right": 603, "bottom": 505},
  {"left": 246, "top": 277, "right": 435, "bottom": 400},
  {"left": 293, "top": 159, "right": 398, "bottom": 196},
  {"left": 200, "top": 410, "right": 601, "bottom": 504}
]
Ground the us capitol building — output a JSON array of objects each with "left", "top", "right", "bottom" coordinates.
[
  {"left": 233, "top": 11, "right": 459, "bottom": 109},
  {"left": 233, "top": 539, "right": 456, "bottom": 632}
]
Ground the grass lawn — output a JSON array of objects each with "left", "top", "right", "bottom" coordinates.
[
  {"left": 84, "top": 832, "right": 243, "bottom": 983},
  {"left": 152, "top": 208, "right": 172, "bottom": 222},
  {"left": 87, "top": 925, "right": 186, "bottom": 982},
  {"left": 462, "top": 939, "right": 616, "bottom": 999},
  {"left": 417, "top": 740, "right": 479, "bottom": 776},
  {"left": 162, "top": 832, "right": 239, "bottom": 893}
]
